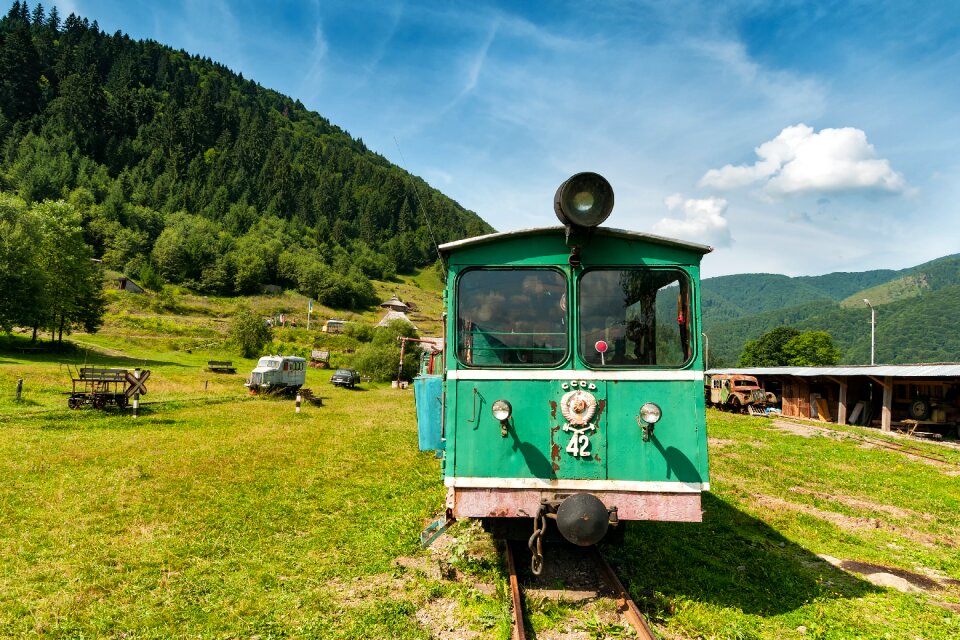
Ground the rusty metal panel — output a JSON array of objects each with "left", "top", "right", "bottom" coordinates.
[{"left": 450, "top": 487, "right": 702, "bottom": 522}]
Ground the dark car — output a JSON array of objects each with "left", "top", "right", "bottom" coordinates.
[{"left": 330, "top": 368, "right": 361, "bottom": 388}]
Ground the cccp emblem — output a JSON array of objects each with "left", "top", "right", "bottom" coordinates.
[{"left": 560, "top": 389, "right": 597, "bottom": 458}]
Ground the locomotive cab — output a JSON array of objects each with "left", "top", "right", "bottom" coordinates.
[{"left": 420, "top": 173, "right": 712, "bottom": 571}]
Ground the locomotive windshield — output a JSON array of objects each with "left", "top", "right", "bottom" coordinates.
[
  {"left": 457, "top": 268, "right": 567, "bottom": 366},
  {"left": 578, "top": 268, "right": 692, "bottom": 367}
]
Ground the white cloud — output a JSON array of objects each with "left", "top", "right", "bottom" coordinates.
[
  {"left": 653, "top": 194, "right": 732, "bottom": 248},
  {"left": 699, "top": 124, "right": 907, "bottom": 197}
]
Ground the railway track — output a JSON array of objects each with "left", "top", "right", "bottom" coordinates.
[
  {"left": 774, "top": 418, "right": 960, "bottom": 466},
  {"left": 850, "top": 432, "right": 960, "bottom": 466},
  {"left": 505, "top": 540, "right": 657, "bottom": 640}
]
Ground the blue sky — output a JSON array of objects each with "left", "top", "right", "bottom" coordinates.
[{"left": 51, "top": 0, "right": 960, "bottom": 278}]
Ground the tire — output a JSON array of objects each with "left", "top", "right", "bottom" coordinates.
[{"left": 909, "top": 398, "right": 931, "bottom": 421}]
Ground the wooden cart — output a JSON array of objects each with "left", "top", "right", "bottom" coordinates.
[{"left": 66, "top": 367, "right": 149, "bottom": 410}]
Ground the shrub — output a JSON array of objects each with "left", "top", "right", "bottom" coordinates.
[
  {"left": 344, "top": 321, "right": 375, "bottom": 342},
  {"left": 268, "top": 341, "right": 308, "bottom": 359},
  {"left": 230, "top": 309, "right": 270, "bottom": 358},
  {"left": 351, "top": 320, "right": 421, "bottom": 382}
]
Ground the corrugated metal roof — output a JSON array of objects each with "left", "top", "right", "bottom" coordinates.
[
  {"left": 707, "top": 364, "right": 960, "bottom": 378},
  {"left": 439, "top": 226, "right": 713, "bottom": 255}
]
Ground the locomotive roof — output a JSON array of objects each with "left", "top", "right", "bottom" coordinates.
[{"left": 439, "top": 226, "right": 713, "bottom": 256}]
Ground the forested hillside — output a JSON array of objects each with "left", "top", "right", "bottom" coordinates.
[
  {"left": 0, "top": 1, "right": 492, "bottom": 309},
  {"left": 703, "top": 254, "right": 960, "bottom": 366},
  {"left": 701, "top": 274, "right": 832, "bottom": 323}
]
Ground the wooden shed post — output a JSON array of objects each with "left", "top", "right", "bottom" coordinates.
[
  {"left": 881, "top": 376, "right": 893, "bottom": 432},
  {"left": 837, "top": 380, "right": 848, "bottom": 425}
]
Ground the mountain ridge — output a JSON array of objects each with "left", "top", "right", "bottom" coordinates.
[{"left": 702, "top": 253, "right": 960, "bottom": 366}]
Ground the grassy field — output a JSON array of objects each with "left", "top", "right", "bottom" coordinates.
[
  {"left": 2, "top": 292, "right": 960, "bottom": 638},
  {"left": 611, "top": 413, "right": 960, "bottom": 639}
]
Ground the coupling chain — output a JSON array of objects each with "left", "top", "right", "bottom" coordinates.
[{"left": 528, "top": 503, "right": 548, "bottom": 575}]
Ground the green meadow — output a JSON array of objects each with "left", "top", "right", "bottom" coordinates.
[{"left": 1, "top": 294, "right": 959, "bottom": 638}]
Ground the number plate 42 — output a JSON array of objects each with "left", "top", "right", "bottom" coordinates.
[{"left": 562, "top": 423, "right": 596, "bottom": 458}]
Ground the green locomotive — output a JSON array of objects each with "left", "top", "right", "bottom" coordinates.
[{"left": 416, "top": 173, "right": 711, "bottom": 572}]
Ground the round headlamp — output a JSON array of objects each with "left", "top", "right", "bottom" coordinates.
[
  {"left": 492, "top": 400, "right": 512, "bottom": 422},
  {"left": 554, "top": 172, "right": 614, "bottom": 228},
  {"left": 639, "top": 402, "right": 662, "bottom": 424}
]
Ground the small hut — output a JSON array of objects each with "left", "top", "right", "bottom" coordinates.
[
  {"left": 380, "top": 295, "right": 410, "bottom": 313},
  {"left": 116, "top": 277, "right": 145, "bottom": 293},
  {"left": 378, "top": 309, "right": 416, "bottom": 329}
]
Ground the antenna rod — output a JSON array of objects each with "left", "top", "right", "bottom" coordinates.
[{"left": 393, "top": 137, "right": 447, "bottom": 276}]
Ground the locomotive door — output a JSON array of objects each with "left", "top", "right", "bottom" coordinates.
[{"left": 550, "top": 380, "right": 607, "bottom": 480}]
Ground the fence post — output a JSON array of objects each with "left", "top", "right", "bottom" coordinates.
[
  {"left": 295, "top": 393, "right": 302, "bottom": 413},
  {"left": 16, "top": 378, "right": 23, "bottom": 401}
]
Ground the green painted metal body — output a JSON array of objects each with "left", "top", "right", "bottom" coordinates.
[{"left": 438, "top": 228, "right": 710, "bottom": 496}]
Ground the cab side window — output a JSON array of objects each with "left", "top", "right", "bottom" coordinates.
[
  {"left": 457, "top": 268, "right": 568, "bottom": 367},
  {"left": 578, "top": 268, "right": 692, "bottom": 367}
]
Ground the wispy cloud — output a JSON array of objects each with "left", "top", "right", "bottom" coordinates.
[
  {"left": 50, "top": 0, "right": 81, "bottom": 18},
  {"left": 458, "top": 17, "right": 498, "bottom": 98},
  {"left": 299, "top": 18, "right": 329, "bottom": 98}
]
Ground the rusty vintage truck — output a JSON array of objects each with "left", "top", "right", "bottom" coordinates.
[{"left": 705, "top": 374, "right": 777, "bottom": 413}]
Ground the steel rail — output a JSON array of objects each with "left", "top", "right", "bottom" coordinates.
[
  {"left": 814, "top": 420, "right": 958, "bottom": 465},
  {"left": 505, "top": 541, "right": 527, "bottom": 640},
  {"left": 852, "top": 433, "right": 959, "bottom": 466},
  {"left": 592, "top": 548, "right": 657, "bottom": 640}
]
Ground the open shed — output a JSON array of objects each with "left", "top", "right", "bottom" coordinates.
[{"left": 707, "top": 364, "right": 960, "bottom": 435}]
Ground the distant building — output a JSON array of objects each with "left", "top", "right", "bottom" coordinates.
[
  {"left": 378, "top": 309, "right": 416, "bottom": 329},
  {"left": 380, "top": 295, "right": 410, "bottom": 313},
  {"left": 708, "top": 364, "right": 960, "bottom": 435},
  {"left": 116, "top": 277, "right": 145, "bottom": 293},
  {"left": 322, "top": 319, "right": 347, "bottom": 334},
  {"left": 418, "top": 336, "right": 444, "bottom": 352}
]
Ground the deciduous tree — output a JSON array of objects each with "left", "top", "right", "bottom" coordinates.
[
  {"left": 784, "top": 331, "right": 841, "bottom": 367},
  {"left": 229, "top": 308, "right": 269, "bottom": 358},
  {"left": 34, "top": 199, "right": 105, "bottom": 342},
  {"left": 0, "top": 192, "right": 44, "bottom": 332},
  {"left": 738, "top": 326, "right": 801, "bottom": 367}
]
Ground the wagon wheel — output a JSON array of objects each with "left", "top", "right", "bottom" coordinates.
[
  {"left": 116, "top": 395, "right": 128, "bottom": 409},
  {"left": 68, "top": 396, "right": 81, "bottom": 410},
  {"left": 909, "top": 398, "right": 931, "bottom": 421},
  {"left": 92, "top": 395, "right": 106, "bottom": 410}
]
